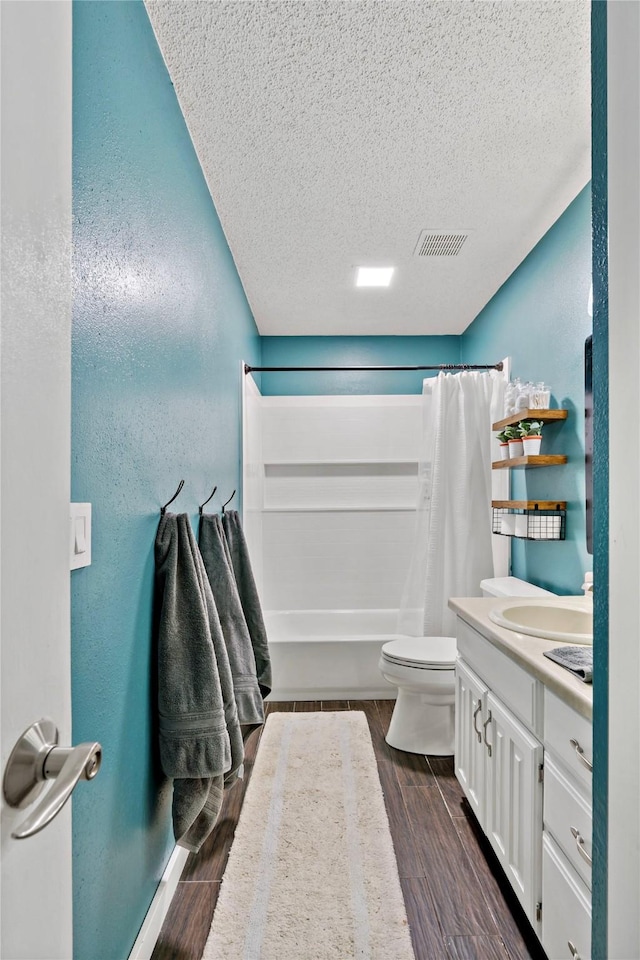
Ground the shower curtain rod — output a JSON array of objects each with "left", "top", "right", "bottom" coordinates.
[{"left": 244, "top": 361, "right": 503, "bottom": 374}]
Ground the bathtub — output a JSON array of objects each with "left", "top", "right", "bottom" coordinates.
[{"left": 264, "top": 609, "right": 400, "bottom": 701}]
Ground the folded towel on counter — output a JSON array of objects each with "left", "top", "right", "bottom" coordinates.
[
  {"left": 543, "top": 645, "right": 593, "bottom": 683},
  {"left": 154, "top": 513, "right": 244, "bottom": 852},
  {"left": 222, "top": 510, "right": 272, "bottom": 698},
  {"left": 199, "top": 514, "right": 265, "bottom": 725}
]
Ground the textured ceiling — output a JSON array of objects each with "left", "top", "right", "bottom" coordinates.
[{"left": 146, "top": 1, "right": 591, "bottom": 336}]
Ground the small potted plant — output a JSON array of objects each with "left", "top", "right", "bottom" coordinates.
[
  {"left": 496, "top": 429, "right": 511, "bottom": 460},
  {"left": 505, "top": 423, "right": 523, "bottom": 458},
  {"left": 519, "top": 420, "right": 544, "bottom": 455}
]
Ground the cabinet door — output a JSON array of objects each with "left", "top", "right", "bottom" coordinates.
[
  {"left": 485, "top": 691, "right": 543, "bottom": 927},
  {"left": 455, "top": 659, "right": 488, "bottom": 825},
  {"left": 542, "top": 833, "right": 592, "bottom": 960}
]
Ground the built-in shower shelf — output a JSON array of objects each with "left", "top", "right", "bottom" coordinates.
[
  {"left": 492, "top": 455, "right": 567, "bottom": 469},
  {"left": 263, "top": 459, "right": 420, "bottom": 512},
  {"left": 263, "top": 459, "right": 419, "bottom": 467},
  {"left": 492, "top": 409, "right": 568, "bottom": 431},
  {"left": 262, "top": 506, "right": 415, "bottom": 513}
]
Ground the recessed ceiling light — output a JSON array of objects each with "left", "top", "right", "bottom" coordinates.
[{"left": 356, "top": 267, "right": 394, "bottom": 287}]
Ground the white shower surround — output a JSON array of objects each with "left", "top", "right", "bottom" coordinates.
[{"left": 242, "top": 378, "right": 508, "bottom": 700}]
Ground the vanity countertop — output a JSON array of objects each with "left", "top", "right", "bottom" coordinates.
[{"left": 449, "top": 597, "right": 593, "bottom": 721}]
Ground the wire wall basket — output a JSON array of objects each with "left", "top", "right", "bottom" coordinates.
[{"left": 492, "top": 503, "right": 566, "bottom": 541}]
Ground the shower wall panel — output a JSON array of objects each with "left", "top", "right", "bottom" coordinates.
[{"left": 259, "top": 395, "right": 422, "bottom": 612}]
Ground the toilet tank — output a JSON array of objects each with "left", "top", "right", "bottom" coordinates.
[{"left": 480, "top": 576, "right": 555, "bottom": 598}]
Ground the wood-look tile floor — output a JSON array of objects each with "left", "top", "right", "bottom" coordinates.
[{"left": 152, "top": 701, "right": 547, "bottom": 960}]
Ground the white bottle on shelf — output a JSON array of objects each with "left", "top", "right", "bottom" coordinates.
[
  {"left": 504, "top": 378, "right": 520, "bottom": 416},
  {"left": 515, "top": 381, "right": 532, "bottom": 412}
]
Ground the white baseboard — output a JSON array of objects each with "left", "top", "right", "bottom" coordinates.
[
  {"left": 128, "top": 845, "right": 190, "bottom": 960},
  {"left": 267, "top": 688, "right": 397, "bottom": 701}
]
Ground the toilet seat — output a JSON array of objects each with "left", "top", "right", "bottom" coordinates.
[{"left": 381, "top": 636, "right": 456, "bottom": 671}]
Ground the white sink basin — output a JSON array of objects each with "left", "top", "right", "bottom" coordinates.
[{"left": 489, "top": 597, "right": 593, "bottom": 645}]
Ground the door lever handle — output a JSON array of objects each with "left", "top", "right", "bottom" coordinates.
[{"left": 3, "top": 719, "right": 102, "bottom": 840}]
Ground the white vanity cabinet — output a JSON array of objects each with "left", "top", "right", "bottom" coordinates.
[
  {"left": 542, "top": 690, "right": 593, "bottom": 960},
  {"left": 485, "top": 689, "right": 543, "bottom": 918},
  {"left": 455, "top": 625, "right": 543, "bottom": 931},
  {"left": 455, "top": 658, "right": 488, "bottom": 823},
  {"left": 453, "top": 614, "right": 593, "bottom": 960}
]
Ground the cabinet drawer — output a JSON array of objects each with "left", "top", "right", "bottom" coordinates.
[
  {"left": 544, "top": 756, "right": 592, "bottom": 888},
  {"left": 542, "top": 833, "right": 591, "bottom": 960},
  {"left": 456, "top": 618, "right": 540, "bottom": 733},
  {"left": 544, "top": 689, "right": 592, "bottom": 794}
]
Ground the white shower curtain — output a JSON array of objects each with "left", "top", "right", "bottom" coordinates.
[{"left": 398, "top": 370, "right": 504, "bottom": 638}]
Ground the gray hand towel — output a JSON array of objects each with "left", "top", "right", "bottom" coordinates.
[
  {"left": 543, "top": 645, "right": 593, "bottom": 683},
  {"left": 222, "top": 510, "right": 272, "bottom": 698},
  {"left": 155, "top": 513, "right": 244, "bottom": 852},
  {"left": 199, "top": 514, "right": 265, "bottom": 725}
]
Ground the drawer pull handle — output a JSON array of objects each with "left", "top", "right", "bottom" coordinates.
[
  {"left": 569, "top": 738, "right": 593, "bottom": 772},
  {"left": 483, "top": 711, "right": 493, "bottom": 758},
  {"left": 473, "top": 702, "right": 483, "bottom": 743},
  {"left": 570, "top": 826, "right": 593, "bottom": 866},
  {"left": 568, "top": 940, "right": 581, "bottom": 959}
]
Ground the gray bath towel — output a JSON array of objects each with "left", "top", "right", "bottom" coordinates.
[
  {"left": 191, "top": 532, "right": 244, "bottom": 787},
  {"left": 222, "top": 510, "right": 272, "bottom": 698},
  {"left": 199, "top": 514, "right": 264, "bottom": 725},
  {"left": 155, "top": 513, "right": 244, "bottom": 852},
  {"left": 543, "top": 645, "right": 593, "bottom": 683}
]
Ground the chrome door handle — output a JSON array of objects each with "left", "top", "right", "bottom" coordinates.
[
  {"left": 569, "top": 738, "right": 593, "bottom": 772},
  {"left": 472, "top": 702, "right": 483, "bottom": 743},
  {"left": 3, "top": 719, "right": 102, "bottom": 840},
  {"left": 568, "top": 940, "right": 581, "bottom": 959},
  {"left": 570, "top": 826, "right": 593, "bottom": 866},
  {"left": 483, "top": 711, "right": 493, "bottom": 757}
]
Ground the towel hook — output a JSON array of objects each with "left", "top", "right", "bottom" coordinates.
[
  {"left": 199, "top": 485, "right": 217, "bottom": 515},
  {"left": 221, "top": 489, "right": 236, "bottom": 514},
  {"left": 160, "top": 480, "right": 184, "bottom": 516}
]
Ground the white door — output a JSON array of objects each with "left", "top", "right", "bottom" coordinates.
[
  {"left": 454, "top": 659, "right": 488, "bottom": 825},
  {"left": 1, "top": 3, "right": 74, "bottom": 958},
  {"left": 485, "top": 691, "right": 543, "bottom": 928}
]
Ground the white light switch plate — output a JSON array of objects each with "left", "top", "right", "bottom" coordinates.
[{"left": 70, "top": 503, "right": 92, "bottom": 570}]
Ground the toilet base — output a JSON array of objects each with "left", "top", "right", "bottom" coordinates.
[{"left": 385, "top": 688, "right": 454, "bottom": 755}]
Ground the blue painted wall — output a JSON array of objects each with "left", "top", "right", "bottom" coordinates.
[
  {"left": 261, "top": 335, "right": 460, "bottom": 395},
  {"left": 71, "top": 4, "right": 260, "bottom": 959},
  {"left": 461, "top": 186, "right": 593, "bottom": 595}
]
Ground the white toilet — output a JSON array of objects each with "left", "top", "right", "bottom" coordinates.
[
  {"left": 379, "top": 635, "right": 457, "bottom": 755},
  {"left": 379, "top": 576, "right": 554, "bottom": 755}
]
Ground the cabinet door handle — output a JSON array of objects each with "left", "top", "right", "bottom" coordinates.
[
  {"left": 568, "top": 939, "right": 581, "bottom": 958},
  {"left": 483, "top": 711, "right": 493, "bottom": 757},
  {"left": 472, "top": 702, "right": 483, "bottom": 743},
  {"left": 570, "top": 826, "right": 593, "bottom": 866},
  {"left": 569, "top": 738, "right": 593, "bottom": 772}
]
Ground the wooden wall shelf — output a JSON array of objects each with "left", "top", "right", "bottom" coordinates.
[
  {"left": 492, "top": 409, "right": 568, "bottom": 431},
  {"left": 492, "top": 500, "right": 567, "bottom": 510},
  {"left": 492, "top": 455, "right": 567, "bottom": 470}
]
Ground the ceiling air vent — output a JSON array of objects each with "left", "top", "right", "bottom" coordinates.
[{"left": 414, "top": 231, "right": 468, "bottom": 257}]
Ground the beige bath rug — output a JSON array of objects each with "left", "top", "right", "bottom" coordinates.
[{"left": 203, "top": 711, "right": 415, "bottom": 960}]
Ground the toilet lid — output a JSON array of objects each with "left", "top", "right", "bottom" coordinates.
[{"left": 382, "top": 636, "right": 456, "bottom": 669}]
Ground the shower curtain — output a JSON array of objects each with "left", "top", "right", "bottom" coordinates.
[{"left": 398, "top": 370, "right": 504, "bottom": 638}]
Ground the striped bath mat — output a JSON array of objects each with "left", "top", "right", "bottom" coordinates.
[{"left": 203, "top": 711, "right": 415, "bottom": 960}]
